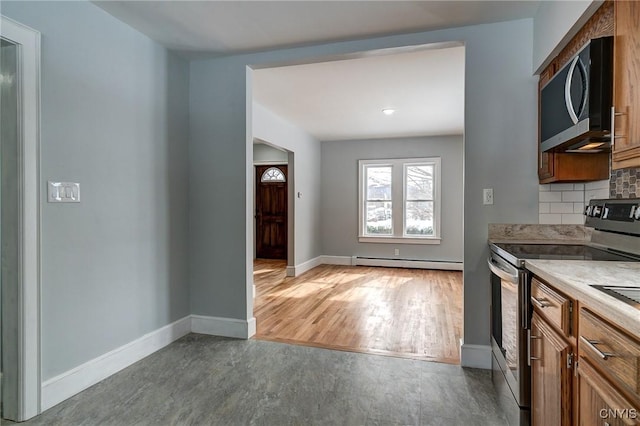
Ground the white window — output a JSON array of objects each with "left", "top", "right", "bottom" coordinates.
[
  {"left": 261, "top": 167, "right": 286, "bottom": 182},
  {"left": 358, "top": 158, "right": 441, "bottom": 244}
]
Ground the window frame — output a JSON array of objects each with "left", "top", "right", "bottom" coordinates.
[{"left": 358, "top": 158, "right": 441, "bottom": 244}]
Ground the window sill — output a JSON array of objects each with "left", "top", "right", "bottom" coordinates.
[{"left": 358, "top": 236, "right": 441, "bottom": 245}]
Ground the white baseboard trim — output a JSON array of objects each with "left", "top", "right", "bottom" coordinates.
[
  {"left": 41, "top": 316, "right": 191, "bottom": 411},
  {"left": 460, "top": 343, "right": 492, "bottom": 369},
  {"left": 247, "top": 317, "right": 256, "bottom": 338},
  {"left": 286, "top": 256, "right": 323, "bottom": 277},
  {"left": 320, "top": 255, "right": 353, "bottom": 266},
  {"left": 353, "top": 257, "right": 463, "bottom": 271},
  {"left": 191, "top": 315, "right": 255, "bottom": 339},
  {"left": 319, "top": 255, "right": 462, "bottom": 270}
]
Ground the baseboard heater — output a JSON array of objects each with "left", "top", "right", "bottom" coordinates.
[{"left": 351, "top": 256, "right": 463, "bottom": 271}]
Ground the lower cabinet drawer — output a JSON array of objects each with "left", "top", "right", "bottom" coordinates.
[
  {"left": 579, "top": 308, "right": 640, "bottom": 401},
  {"left": 531, "top": 278, "right": 572, "bottom": 336}
]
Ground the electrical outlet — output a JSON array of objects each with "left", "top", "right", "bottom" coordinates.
[
  {"left": 394, "top": 248, "right": 400, "bottom": 256},
  {"left": 483, "top": 188, "right": 494, "bottom": 205}
]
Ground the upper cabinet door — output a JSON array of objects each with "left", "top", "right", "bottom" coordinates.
[{"left": 612, "top": 0, "right": 640, "bottom": 169}]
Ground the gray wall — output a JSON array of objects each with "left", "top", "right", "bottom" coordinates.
[
  {"left": 189, "top": 18, "right": 539, "bottom": 350},
  {"left": 321, "top": 136, "right": 463, "bottom": 262},
  {"left": 532, "top": 0, "right": 600, "bottom": 72},
  {"left": 189, "top": 57, "right": 251, "bottom": 320},
  {"left": 253, "top": 142, "right": 288, "bottom": 164},
  {"left": 2, "top": 1, "right": 191, "bottom": 380}
]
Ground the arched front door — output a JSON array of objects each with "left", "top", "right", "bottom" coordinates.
[{"left": 255, "top": 165, "right": 288, "bottom": 259}]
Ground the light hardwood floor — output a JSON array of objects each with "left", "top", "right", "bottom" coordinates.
[{"left": 253, "top": 259, "right": 462, "bottom": 364}]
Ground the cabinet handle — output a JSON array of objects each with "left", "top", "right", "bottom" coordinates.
[
  {"left": 579, "top": 336, "right": 616, "bottom": 360},
  {"left": 532, "top": 297, "right": 552, "bottom": 308},
  {"left": 528, "top": 330, "right": 542, "bottom": 365},
  {"left": 611, "top": 107, "right": 626, "bottom": 149}
]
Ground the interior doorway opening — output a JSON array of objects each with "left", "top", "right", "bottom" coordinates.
[
  {"left": 248, "top": 41, "right": 464, "bottom": 364},
  {"left": 252, "top": 140, "right": 292, "bottom": 269}
]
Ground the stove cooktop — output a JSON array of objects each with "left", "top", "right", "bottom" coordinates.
[
  {"left": 591, "top": 285, "right": 640, "bottom": 309},
  {"left": 492, "top": 243, "right": 640, "bottom": 262}
]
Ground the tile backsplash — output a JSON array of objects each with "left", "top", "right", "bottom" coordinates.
[
  {"left": 610, "top": 167, "right": 639, "bottom": 198},
  {"left": 539, "top": 180, "right": 609, "bottom": 224}
]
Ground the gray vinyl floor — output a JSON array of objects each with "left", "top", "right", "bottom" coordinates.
[{"left": 10, "top": 334, "right": 508, "bottom": 425}]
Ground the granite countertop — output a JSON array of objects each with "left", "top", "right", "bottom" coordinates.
[
  {"left": 488, "top": 224, "right": 592, "bottom": 244},
  {"left": 489, "top": 239, "right": 588, "bottom": 245},
  {"left": 525, "top": 260, "right": 640, "bottom": 337}
]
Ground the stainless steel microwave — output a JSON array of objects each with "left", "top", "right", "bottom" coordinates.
[{"left": 540, "top": 36, "right": 613, "bottom": 153}]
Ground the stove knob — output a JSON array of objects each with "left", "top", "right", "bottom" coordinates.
[
  {"left": 635, "top": 205, "right": 640, "bottom": 220},
  {"left": 585, "top": 205, "right": 592, "bottom": 216},
  {"left": 603, "top": 207, "right": 610, "bottom": 219},
  {"left": 592, "top": 206, "right": 602, "bottom": 217}
]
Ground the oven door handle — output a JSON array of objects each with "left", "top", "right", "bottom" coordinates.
[{"left": 487, "top": 256, "right": 519, "bottom": 284}]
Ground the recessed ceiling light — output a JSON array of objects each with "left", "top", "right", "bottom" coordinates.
[{"left": 382, "top": 108, "right": 396, "bottom": 116}]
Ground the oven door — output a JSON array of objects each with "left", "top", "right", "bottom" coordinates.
[{"left": 489, "top": 252, "right": 531, "bottom": 408}]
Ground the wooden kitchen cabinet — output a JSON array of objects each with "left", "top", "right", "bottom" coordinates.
[
  {"left": 529, "top": 281, "right": 640, "bottom": 425},
  {"left": 530, "top": 277, "right": 577, "bottom": 426},
  {"left": 577, "top": 359, "right": 640, "bottom": 425},
  {"left": 577, "top": 307, "right": 640, "bottom": 425},
  {"left": 538, "top": 152, "right": 610, "bottom": 184},
  {"left": 531, "top": 312, "right": 574, "bottom": 426},
  {"left": 528, "top": 269, "right": 640, "bottom": 425},
  {"left": 612, "top": 0, "right": 640, "bottom": 169}
]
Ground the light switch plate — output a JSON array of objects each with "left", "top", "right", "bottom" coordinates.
[{"left": 48, "top": 181, "right": 80, "bottom": 203}]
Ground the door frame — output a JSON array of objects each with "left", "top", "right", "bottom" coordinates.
[{"left": 0, "top": 15, "right": 41, "bottom": 421}]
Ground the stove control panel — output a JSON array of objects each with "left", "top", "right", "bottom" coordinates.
[
  {"left": 585, "top": 198, "right": 640, "bottom": 235},
  {"left": 584, "top": 205, "right": 604, "bottom": 218}
]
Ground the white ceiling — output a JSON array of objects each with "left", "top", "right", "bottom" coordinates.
[
  {"left": 94, "top": 0, "right": 540, "bottom": 141},
  {"left": 253, "top": 45, "right": 465, "bottom": 141},
  {"left": 94, "top": 1, "right": 540, "bottom": 57}
]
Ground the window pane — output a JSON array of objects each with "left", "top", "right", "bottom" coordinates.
[
  {"left": 366, "top": 166, "right": 392, "bottom": 200},
  {"left": 261, "top": 167, "right": 286, "bottom": 182},
  {"left": 405, "top": 201, "right": 434, "bottom": 236},
  {"left": 366, "top": 201, "right": 392, "bottom": 235},
  {"left": 406, "top": 165, "right": 433, "bottom": 200}
]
